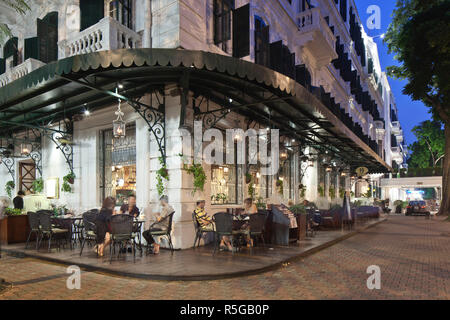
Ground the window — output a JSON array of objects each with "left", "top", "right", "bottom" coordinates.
[
  {"left": 100, "top": 123, "right": 137, "bottom": 206},
  {"left": 109, "top": 0, "right": 133, "bottom": 29},
  {"left": 214, "top": 0, "right": 232, "bottom": 52},
  {"left": 80, "top": 0, "right": 104, "bottom": 31},
  {"left": 211, "top": 164, "right": 242, "bottom": 205}
]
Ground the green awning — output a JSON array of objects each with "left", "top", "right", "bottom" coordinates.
[{"left": 0, "top": 48, "right": 391, "bottom": 173}]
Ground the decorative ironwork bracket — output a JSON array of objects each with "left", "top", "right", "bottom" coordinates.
[
  {"left": 2, "top": 157, "right": 15, "bottom": 183},
  {"left": 40, "top": 130, "right": 74, "bottom": 174},
  {"left": 129, "top": 91, "right": 166, "bottom": 163}
]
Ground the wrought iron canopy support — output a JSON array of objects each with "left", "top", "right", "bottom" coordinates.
[
  {"left": 2, "top": 157, "right": 15, "bottom": 183},
  {"left": 128, "top": 91, "right": 166, "bottom": 163}
]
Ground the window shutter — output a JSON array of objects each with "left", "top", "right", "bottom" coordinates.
[
  {"left": 37, "top": 12, "right": 58, "bottom": 63},
  {"left": 0, "top": 58, "right": 5, "bottom": 75},
  {"left": 255, "top": 25, "right": 270, "bottom": 67},
  {"left": 80, "top": 0, "right": 104, "bottom": 31},
  {"left": 232, "top": 4, "right": 250, "bottom": 58},
  {"left": 3, "top": 37, "right": 18, "bottom": 67},
  {"left": 269, "top": 40, "right": 283, "bottom": 73},
  {"left": 24, "top": 37, "right": 40, "bottom": 60}
]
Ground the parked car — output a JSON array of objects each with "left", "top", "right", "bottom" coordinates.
[{"left": 406, "top": 201, "right": 431, "bottom": 216}]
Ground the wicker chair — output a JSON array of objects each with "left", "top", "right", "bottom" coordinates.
[
  {"left": 37, "top": 211, "right": 70, "bottom": 252},
  {"left": 146, "top": 212, "right": 175, "bottom": 254},
  {"left": 79, "top": 210, "right": 99, "bottom": 256},
  {"left": 25, "top": 211, "right": 41, "bottom": 250},
  {"left": 109, "top": 214, "right": 136, "bottom": 263},
  {"left": 249, "top": 213, "right": 267, "bottom": 247},
  {"left": 192, "top": 211, "right": 215, "bottom": 248},
  {"left": 212, "top": 212, "right": 235, "bottom": 254}
]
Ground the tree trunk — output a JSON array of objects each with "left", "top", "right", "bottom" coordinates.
[{"left": 437, "top": 123, "right": 450, "bottom": 216}]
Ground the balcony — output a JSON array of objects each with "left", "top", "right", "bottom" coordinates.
[
  {"left": 296, "top": 8, "right": 337, "bottom": 69},
  {"left": 0, "top": 58, "right": 46, "bottom": 87},
  {"left": 391, "top": 121, "right": 401, "bottom": 135},
  {"left": 58, "top": 17, "right": 142, "bottom": 58}
]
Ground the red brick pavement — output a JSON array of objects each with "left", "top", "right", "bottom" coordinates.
[{"left": 0, "top": 215, "right": 449, "bottom": 300}]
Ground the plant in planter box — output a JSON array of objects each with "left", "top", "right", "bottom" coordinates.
[
  {"left": 62, "top": 172, "right": 76, "bottom": 193},
  {"left": 5, "top": 208, "right": 22, "bottom": 216},
  {"left": 339, "top": 188, "right": 345, "bottom": 199},
  {"left": 32, "top": 177, "right": 44, "bottom": 193},
  {"left": 5, "top": 181, "right": 15, "bottom": 199}
]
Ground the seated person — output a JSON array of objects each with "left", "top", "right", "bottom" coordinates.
[
  {"left": 96, "top": 197, "right": 117, "bottom": 257},
  {"left": 143, "top": 196, "right": 174, "bottom": 254},
  {"left": 243, "top": 198, "right": 258, "bottom": 215},
  {"left": 120, "top": 194, "right": 140, "bottom": 218},
  {"left": 194, "top": 200, "right": 232, "bottom": 252},
  {"left": 13, "top": 190, "right": 25, "bottom": 210}
]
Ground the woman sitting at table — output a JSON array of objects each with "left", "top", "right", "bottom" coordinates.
[
  {"left": 243, "top": 198, "right": 258, "bottom": 215},
  {"left": 142, "top": 195, "right": 174, "bottom": 254},
  {"left": 120, "top": 194, "right": 140, "bottom": 217},
  {"left": 96, "top": 197, "right": 117, "bottom": 257},
  {"left": 194, "top": 200, "right": 232, "bottom": 252}
]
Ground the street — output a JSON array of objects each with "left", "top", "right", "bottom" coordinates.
[{"left": 1, "top": 215, "right": 449, "bottom": 300}]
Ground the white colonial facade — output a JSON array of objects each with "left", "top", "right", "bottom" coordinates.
[{"left": 0, "top": 0, "right": 406, "bottom": 248}]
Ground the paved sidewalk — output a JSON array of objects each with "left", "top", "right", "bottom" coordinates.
[{"left": 0, "top": 215, "right": 449, "bottom": 300}]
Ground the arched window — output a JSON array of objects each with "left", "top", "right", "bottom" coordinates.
[{"left": 2, "top": 37, "right": 19, "bottom": 70}]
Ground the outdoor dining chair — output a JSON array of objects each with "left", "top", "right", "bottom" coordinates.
[
  {"left": 37, "top": 211, "right": 70, "bottom": 252},
  {"left": 146, "top": 212, "right": 175, "bottom": 255},
  {"left": 109, "top": 214, "right": 136, "bottom": 263},
  {"left": 192, "top": 211, "right": 215, "bottom": 248},
  {"left": 212, "top": 212, "right": 235, "bottom": 255},
  {"left": 25, "top": 211, "right": 40, "bottom": 250},
  {"left": 249, "top": 213, "right": 267, "bottom": 247},
  {"left": 79, "top": 210, "right": 99, "bottom": 256}
]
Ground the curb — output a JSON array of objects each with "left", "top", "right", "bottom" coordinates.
[{"left": 2, "top": 218, "right": 387, "bottom": 281}]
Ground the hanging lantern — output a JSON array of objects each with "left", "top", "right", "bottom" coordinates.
[
  {"left": 21, "top": 142, "right": 32, "bottom": 156},
  {"left": 325, "top": 165, "right": 333, "bottom": 172},
  {"left": 113, "top": 98, "right": 126, "bottom": 138}
]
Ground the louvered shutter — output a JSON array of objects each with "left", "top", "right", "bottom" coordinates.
[
  {"left": 80, "top": 0, "right": 104, "bottom": 31},
  {"left": 232, "top": 4, "right": 250, "bottom": 58}
]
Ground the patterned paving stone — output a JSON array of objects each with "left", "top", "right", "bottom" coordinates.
[{"left": 0, "top": 215, "right": 449, "bottom": 300}]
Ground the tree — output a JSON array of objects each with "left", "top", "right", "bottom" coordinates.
[
  {"left": 0, "top": 0, "right": 30, "bottom": 44},
  {"left": 385, "top": 0, "right": 450, "bottom": 216},
  {"left": 408, "top": 120, "right": 445, "bottom": 168}
]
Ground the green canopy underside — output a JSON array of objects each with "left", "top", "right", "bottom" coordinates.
[{"left": 0, "top": 48, "right": 391, "bottom": 173}]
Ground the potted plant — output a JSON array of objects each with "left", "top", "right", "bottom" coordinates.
[
  {"left": 62, "top": 172, "right": 75, "bottom": 193},
  {"left": 156, "top": 156, "right": 170, "bottom": 196},
  {"left": 329, "top": 186, "right": 336, "bottom": 199},
  {"left": 248, "top": 183, "right": 255, "bottom": 200},
  {"left": 245, "top": 172, "right": 252, "bottom": 184},
  {"left": 276, "top": 179, "right": 283, "bottom": 195},
  {"left": 317, "top": 184, "right": 325, "bottom": 197},
  {"left": 32, "top": 177, "right": 44, "bottom": 194},
  {"left": 5, "top": 181, "right": 15, "bottom": 199},
  {"left": 299, "top": 184, "right": 306, "bottom": 198},
  {"left": 255, "top": 197, "right": 266, "bottom": 210}
]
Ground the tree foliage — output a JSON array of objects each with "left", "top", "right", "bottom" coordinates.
[
  {"left": 384, "top": 0, "right": 450, "bottom": 123},
  {"left": 0, "top": 0, "right": 30, "bottom": 44},
  {"left": 408, "top": 120, "right": 445, "bottom": 168}
]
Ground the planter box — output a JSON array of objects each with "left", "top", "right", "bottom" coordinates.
[{"left": 0, "top": 215, "right": 32, "bottom": 245}]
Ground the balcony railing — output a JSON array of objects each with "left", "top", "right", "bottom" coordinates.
[
  {"left": 0, "top": 58, "right": 46, "bottom": 87},
  {"left": 296, "top": 8, "right": 337, "bottom": 68},
  {"left": 59, "top": 16, "right": 142, "bottom": 58}
]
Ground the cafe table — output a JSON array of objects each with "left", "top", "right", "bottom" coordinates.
[
  {"left": 51, "top": 215, "right": 84, "bottom": 248},
  {"left": 133, "top": 217, "right": 145, "bottom": 255},
  {"left": 231, "top": 214, "right": 250, "bottom": 250}
]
